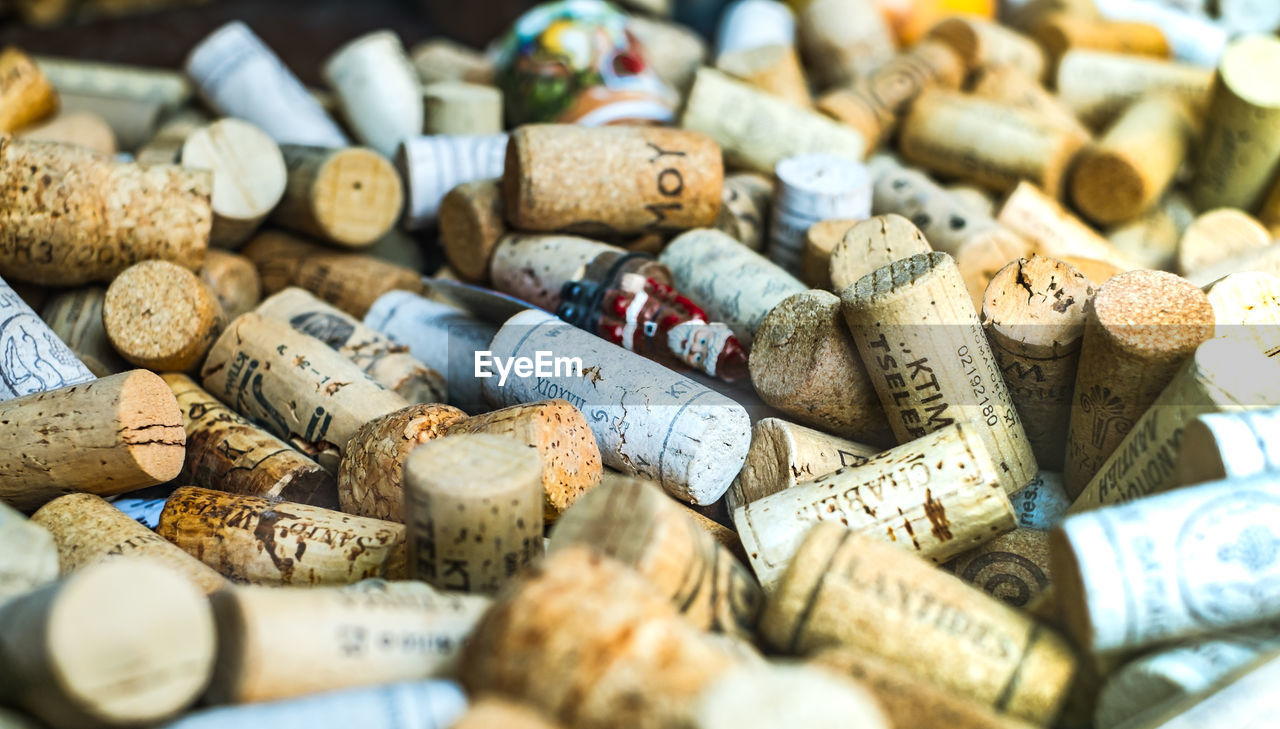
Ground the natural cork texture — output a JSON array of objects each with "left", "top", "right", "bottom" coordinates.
[
  {"left": 943, "top": 528, "right": 1053, "bottom": 609},
  {"left": 451, "top": 699, "right": 564, "bottom": 729},
  {"left": 714, "top": 172, "right": 772, "bottom": 251},
  {"left": 271, "top": 144, "right": 403, "bottom": 248},
  {"left": 715, "top": 44, "right": 811, "bottom": 108},
  {"left": 927, "top": 16, "right": 1046, "bottom": 79},
  {"left": 1055, "top": 50, "right": 1212, "bottom": 128},
  {"left": 0, "top": 47, "right": 57, "bottom": 133},
  {"left": 200, "top": 248, "right": 261, "bottom": 320},
  {"left": 982, "top": 257, "right": 1095, "bottom": 471},
  {"left": 1177, "top": 208, "right": 1272, "bottom": 277},
  {"left": 1032, "top": 14, "right": 1170, "bottom": 76},
  {"left": 795, "top": 0, "right": 895, "bottom": 89},
  {"left": 180, "top": 118, "right": 286, "bottom": 248},
  {"left": 0, "top": 502, "right": 58, "bottom": 604},
  {"left": 761, "top": 523, "right": 1077, "bottom": 725},
  {"left": 727, "top": 417, "right": 879, "bottom": 513},
  {"left": 489, "top": 234, "right": 626, "bottom": 312},
  {"left": 800, "top": 218, "right": 858, "bottom": 288},
  {"left": 828, "top": 214, "right": 932, "bottom": 292},
  {"left": 103, "top": 260, "right": 226, "bottom": 372},
  {"left": 0, "top": 137, "right": 212, "bottom": 286},
  {"left": 440, "top": 178, "right": 506, "bottom": 284},
  {"left": 997, "top": 181, "right": 1136, "bottom": 271},
  {"left": 157, "top": 486, "right": 406, "bottom": 585},
  {"left": 40, "top": 286, "right": 128, "bottom": 377},
  {"left": 735, "top": 422, "right": 1017, "bottom": 590},
  {"left": 0, "top": 370, "right": 185, "bottom": 510},
  {"left": 503, "top": 125, "right": 723, "bottom": 236},
  {"left": 1107, "top": 193, "right": 1193, "bottom": 273}
]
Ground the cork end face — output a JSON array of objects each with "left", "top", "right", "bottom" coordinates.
[
  {"left": 439, "top": 179, "right": 503, "bottom": 283},
  {"left": 1071, "top": 151, "right": 1147, "bottom": 225},
  {"left": 1091, "top": 270, "right": 1214, "bottom": 357},
  {"left": 104, "top": 261, "right": 223, "bottom": 372},
  {"left": 115, "top": 370, "right": 187, "bottom": 484},
  {"left": 313, "top": 148, "right": 404, "bottom": 247},
  {"left": 1220, "top": 35, "right": 1280, "bottom": 109},
  {"left": 982, "top": 256, "right": 1093, "bottom": 356}
]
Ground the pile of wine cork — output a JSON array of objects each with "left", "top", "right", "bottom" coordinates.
[{"left": 6, "top": 0, "right": 1280, "bottom": 726}]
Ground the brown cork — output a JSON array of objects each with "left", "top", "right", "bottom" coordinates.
[
  {"left": 982, "top": 257, "right": 1095, "bottom": 471},
  {"left": 760, "top": 523, "right": 1077, "bottom": 725},
  {"left": 103, "top": 260, "right": 226, "bottom": 372},
  {"left": 271, "top": 144, "right": 403, "bottom": 248},
  {"left": 969, "top": 66, "right": 1091, "bottom": 144},
  {"left": 503, "top": 125, "right": 723, "bottom": 236},
  {"left": 39, "top": 285, "right": 128, "bottom": 377},
  {"left": 997, "top": 180, "right": 1135, "bottom": 270},
  {"left": 0, "top": 502, "right": 58, "bottom": 603},
  {"left": 1063, "top": 270, "right": 1214, "bottom": 497},
  {"left": 1055, "top": 50, "right": 1213, "bottom": 129},
  {"left": 200, "top": 248, "right": 261, "bottom": 320},
  {"left": 714, "top": 172, "right": 773, "bottom": 251},
  {"left": 31, "top": 493, "right": 228, "bottom": 594},
  {"left": 451, "top": 699, "right": 564, "bottom": 729},
  {"left": 1177, "top": 208, "right": 1272, "bottom": 277},
  {"left": 337, "top": 403, "right": 468, "bottom": 521},
  {"left": 181, "top": 118, "right": 287, "bottom": 249},
  {"left": 440, "top": 178, "right": 506, "bottom": 284},
  {"left": 15, "top": 110, "right": 116, "bottom": 155},
  {"left": 828, "top": 214, "right": 932, "bottom": 292},
  {"left": 942, "top": 527, "right": 1053, "bottom": 608},
  {"left": 0, "top": 137, "right": 212, "bottom": 287},
  {"left": 795, "top": 0, "right": 895, "bottom": 90},
  {"left": 1033, "top": 13, "right": 1170, "bottom": 78},
  {"left": 927, "top": 15, "right": 1047, "bottom": 79},
  {"left": 0, "top": 371, "right": 185, "bottom": 511},
  {"left": 0, "top": 47, "right": 57, "bottom": 134},
  {"left": 800, "top": 218, "right": 858, "bottom": 289},
  {"left": 157, "top": 486, "right": 406, "bottom": 585},
  {"left": 715, "top": 44, "right": 810, "bottom": 108},
  {"left": 728, "top": 417, "right": 879, "bottom": 513}
]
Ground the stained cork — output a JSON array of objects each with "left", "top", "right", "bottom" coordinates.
[
  {"left": 828, "top": 214, "right": 932, "bottom": 292},
  {"left": 1055, "top": 50, "right": 1212, "bottom": 128},
  {"left": 423, "top": 80, "right": 502, "bottom": 136},
  {"left": 794, "top": 0, "right": 895, "bottom": 89},
  {"left": 800, "top": 218, "right": 858, "bottom": 288},
  {"left": 398, "top": 133, "right": 508, "bottom": 229},
  {"left": 1032, "top": 13, "right": 1170, "bottom": 76},
  {"left": 1179, "top": 408, "right": 1280, "bottom": 487},
  {"left": 200, "top": 249, "right": 260, "bottom": 320},
  {"left": 16, "top": 110, "right": 117, "bottom": 155},
  {"left": 715, "top": 44, "right": 810, "bottom": 108},
  {"left": 271, "top": 144, "right": 403, "bottom": 248},
  {"left": 769, "top": 154, "right": 870, "bottom": 275},
  {"left": 927, "top": 15, "right": 1047, "bottom": 79},
  {"left": 103, "top": 260, "right": 226, "bottom": 372},
  {"left": 322, "top": 31, "right": 422, "bottom": 158},
  {"left": 692, "top": 664, "right": 891, "bottom": 729},
  {"left": 1177, "top": 208, "right": 1272, "bottom": 277},
  {"left": 440, "top": 178, "right": 505, "bottom": 284},
  {"left": 727, "top": 417, "right": 879, "bottom": 513},
  {"left": 40, "top": 286, "right": 128, "bottom": 377},
  {"left": 451, "top": 699, "right": 564, "bottom": 729},
  {"left": 180, "top": 118, "right": 286, "bottom": 248},
  {"left": 969, "top": 65, "right": 1092, "bottom": 145},
  {"left": 0, "top": 47, "right": 57, "bottom": 134},
  {"left": 997, "top": 181, "right": 1135, "bottom": 270},
  {"left": 0, "top": 502, "right": 58, "bottom": 603},
  {"left": 714, "top": 172, "right": 773, "bottom": 251}
]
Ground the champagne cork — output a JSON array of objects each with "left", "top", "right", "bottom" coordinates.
[
  {"left": 0, "top": 137, "right": 212, "bottom": 286},
  {"left": 411, "top": 38, "right": 495, "bottom": 85},
  {"left": 0, "top": 560, "right": 215, "bottom": 729},
  {"left": 841, "top": 252, "right": 1038, "bottom": 493},
  {"left": 692, "top": 663, "right": 891, "bottom": 729},
  {"left": 1206, "top": 271, "right": 1280, "bottom": 357},
  {"left": 1094, "top": 0, "right": 1225, "bottom": 69},
  {"left": 680, "top": 68, "right": 866, "bottom": 175},
  {"left": 503, "top": 125, "right": 723, "bottom": 236},
  {"left": 715, "top": 0, "right": 795, "bottom": 55},
  {"left": 927, "top": 15, "right": 1047, "bottom": 79},
  {"left": 942, "top": 528, "right": 1052, "bottom": 608},
  {"left": 483, "top": 310, "right": 751, "bottom": 505},
  {"left": 103, "top": 260, "right": 226, "bottom": 372},
  {"left": 1177, "top": 208, "right": 1271, "bottom": 277},
  {"left": 715, "top": 44, "right": 810, "bottom": 108},
  {"left": 16, "top": 110, "right": 115, "bottom": 154},
  {"left": 714, "top": 172, "right": 773, "bottom": 251},
  {"left": 0, "top": 274, "right": 95, "bottom": 400},
  {"left": 163, "top": 373, "right": 338, "bottom": 507},
  {"left": 489, "top": 234, "right": 633, "bottom": 311},
  {"left": 1055, "top": 50, "right": 1213, "bottom": 128},
  {"left": 0, "top": 47, "right": 57, "bottom": 134},
  {"left": 31, "top": 493, "right": 227, "bottom": 593},
  {"left": 404, "top": 434, "right": 543, "bottom": 594},
  {"left": 168, "top": 681, "right": 467, "bottom": 729},
  {"left": 1184, "top": 239, "right": 1280, "bottom": 289},
  {"left": 398, "top": 133, "right": 508, "bottom": 229},
  {"left": 549, "top": 476, "right": 764, "bottom": 639},
  {"left": 207, "top": 582, "right": 491, "bottom": 703},
  {"left": 180, "top": 118, "right": 286, "bottom": 248},
  {"left": 997, "top": 180, "right": 1136, "bottom": 270},
  {"left": 40, "top": 285, "right": 128, "bottom": 377},
  {"left": 794, "top": 0, "right": 895, "bottom": 90},
  {"left": 1010, "top": 471, "right": 1070, "bottom": 529},
  {"left": 0, "top": 371, "right": 184, "bottom": 510},
  {"left": 761, "top": 523, "right": 1077, "bottom": 724},
  {"left": 628, "top": 16, "right": 707, "bottom": 93},
  {"left": 982, "top": 256, "right": 1095, "bottom": 471},
  {"left": 1063, "top": 270, "right": 1214, "bottom": 497},
  {"left": 1033, "top": 13, "right": 1170, "bottom": 75},
  {"left": 969, "top": 65, "right": 1092, "bottom": 144},
  {"left": 1179, "top": 407, "right": 1280, "bottom": 487},
  {"left": 800, "top": 218, "right": 857, "bottom": 288},
  {"left": 1107, "top": 191, "right": 1194, "bottom": 272},
  {"left": 728, "top": 417, "right": 879, "bottom": 512},
  {"left": 768, "top": 154, "right": 870, "bottom": 275},
  {"left": 270, "top": 144, "right": 404, "bottom": 248},
  {"left": 185, "top": 22, "right": 348, "bottom": 148},
  {"left": 200, "top": 248, "right": 260, "bottom": 320},
  {"left": 158, "top": 486, "right": 406, "bottom": 585},
  {"left": 423, "top": 81, "right": 502, "bottom": 136},
  {"left": 32, "top": 55, "right": 191, "bottom": 108},
  {"left": 440, "top": 178, "right": 505, "bottom": 283},
  {"left": 0, "top": 501, "right": 58, "bottom": 603},
  {"left": 452, "top": 699, "right": 563, "bottom": 729},
  {"left": 827, "top": 214, "right": 932, "bottom": 292},
  {"left": 748, "top": 290, "right": 893, "bottom": 442}
]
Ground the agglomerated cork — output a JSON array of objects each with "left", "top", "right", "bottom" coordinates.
[
  {"left": 727, "top": 417, "right": 879, "bottom": 513},
  {"left": 271, "top": 144, "right": 403, "bottom": 248},
  {"left": 828, "top": 214, "right": 932, "bottom": 292},
  {"left": 800, "top": 218, "right": 858, "bottom": 288},
  {"left": 0, "top": 47, "right": 57, "bottom": 134},
  {"left": 714, "top": 44, "right": 810, "bottom": 108},
  {"left": 969, "top": 65, "right": 1091, "bottom": 146},
  {"left": 16, "top": 110, "right": 117, "bottom": 155},
  {"left": 943, "top": 528, "right": 1053, "bottom": 608},
  {"left": 439, "top": 178, "right": 506, "bottom": 284},
  {"left": 1055, "top": 50, "right": 1213, "bottom": 129},
  {"left": 997, "top": 181, "right": 1135, "bottom": 270},
  {"left": 1032, "top": 13, "right": 1170, "bottom": 76},
  {"left": 1177, "top": 208, "right": 1272, "bottom": 277},
  {"left": 104, "top": 260, "right": 226, "bottom": 372},
  {"left": 714, "top": 172, "right": 773, "bottom": 251},
  {"left": 199, "top": 248, "right": 260, "bottom": 320},
  {"left": 927, "top": 15, "right": 1047, "bottom": 79},
  {"left": 0, "top": 502, "right": 58, "bottom": 604},
  {"left": 180, "top": 118, "right": 287, "bottom": 248},
  {"left": 39, "top": 286, "right": 128, "bottom": 377},
  {"left": 794, "top": 0, "right": 894, "bottom": 89},
  {"left": 1179, "top": 408, "right": 1280, "bottom": 488}
]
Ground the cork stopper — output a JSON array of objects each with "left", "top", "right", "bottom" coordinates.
[
  {"left": 104, "top": 260, "right": 226, "bottom": 372},
  {"left": 997, "top": 180, "right": 1136, "bottom": 270},
  {"left": 927, "top": 15, "right": 1047, "bottom": 79},
  {"left": 769, "top": 154, "right": 871, "bottom": 275},
  {"left": 411, "top": 38, "right": 495, "bottom": 85},
  {"left": 40, "top": 285, "right": 129, "bottom": 377},
  {"left": 970, "top": 68, "right": 1092, "bottom": 147},
  {"left": 322, "top": 30, "right": 422, "bottom": 159},
  {"left": 794, "top": 0, "right": 895, "bottom": 89},
  {"left": 1032, "top": 14, "right": 1170, "bottom": 77},
  {"left": 828, "top": 214, "right": 932, "bottom": 291},
  {"left": 1091, "top": 270, "right": 1214, "bottom": 358},
  {"left": 423, "top": 81, "right": 503, "bottom": 135},
  {"left": 800, "top": 218, "right": 858, "bottom": 288},
  {"left": 397, "top": 133, "right": 508, "bottom": 229},
  {"left": 1177, "top": 208, "right": 1272, "bottom": 277},
  {"left": 1055, "top": 50, "right": 1212, "bottom": 128},
  {"left": 487, "top": 234, "right": 619, "bottom": 311},
  {"left": 181, "top": 118, "right": 286, "bottom": 248},
  {"left": 692, "top": 664, "right": 891, "bottom": 729},
  {"left": 0, "top": 502, "right": 58, "bottom": 604},
  {"left": 715, "top": 44, "right": 811, "bottom": 108},
  {"left": 1178, "top": 408, "right": 1280, "bottom": 487},
  {"left": 272, "top": 144, "right": 404, "bottom": 248},
  {"left": 16, "top": 110, "right": 117, "bottom": 155},
  {"left": 727, "top": 417, "right": 879, "bottom": 512},
  {"left": 440, "top": 178, "right": 506, "bottom": 284},
  {"left": 943, "top": 528, "right": 1053, "bottom": 608},
  {"left": 200, "top": 248, "right": 261, "bottom": 320},
  {"left": 0, "top": 46, "right": 57, "bottom": 133},
  {"left": 451, "top": 699, "right": 563, "bottom": 729},
  {"left": 1204, "top": 272, "right": 1280, "bottom": 357},
  {"left": 714, "top": 172, "right": 773, "bottom": 251}
]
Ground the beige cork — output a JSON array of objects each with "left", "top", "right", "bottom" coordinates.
[
  {"left": 134, "top": 109, "right": 207, "bottom": 165},
  {"left": 969, "top": 66, "right": 1092, "bottom": 145},
  {"left": 1177, "top": 208, "right": 1272, "bottom": 277},
  {"left": 1205, "top": 272, "right": 1280, "bottom": 357},
  {"left": 628, "top": 16, "right": 706, "bottom": 93},
  {"left": 55, "top": 93, "right": 165, "bottom": 152},
  {"left": 727, "top": 417, "right": 879, "bottom": 513},
  {"left": 451, "top": 699, "right": 563, "bottom": 729},
  {"left": 503, "top": 125, "right": 722, "bottom": 236},
  {"left": 103, "top": 260, "right": 226, "bottom": 373},
  {"left": 0, "top": 502, "right": 58, "bottom": 604},
  {"left": 336, "top": 403, "right": 468, "bottom": 522},
  {"left": 410, "top": 38, "right": 495, "bottom": 86},
  {"left": 404, "top": 434, "right": 544, "bottom": 595},
  {"left": 749, "top": 290, "right": 893, "bottom": 444},
  {"left": 761, "top": 523, "right": 1077, "bottom": 725},
  {"left": 795, "top": 0, "right": 894, "bottom": 89},
  {"left": 943, "top": 527, "right": 1053, "bottom": 608},
  {"left": 157, "top": 485, "right": 406, "bottom": 585},
  {"left": 714, "top": 172, "right": 773, "bottom": 251},
  {"left": 0, "top": 47, "right": 57, "bottom": 134},
  {"left": 949, "top": 185, "right": 997, "bottom": 217},
  {"left": 31, "top": 493, "right": 227, "bottom": 594},
  {"left": 446, "top": 400, "right": 603, "bottom": 523},
  {"left": 271, "top": 144, "right": 404, "bottom": 248},
  {"left": 423, "top": 80, "right": 503, "bottom": 135},
  {"left": 40, "top": 286, "right": 128, "bottom": 377},
  {"left": 1184, "top": 239, "right": 1280, "bottom": 289},
  {"left": 841, "top": 252, "right": 1038, "bottom": 493},
  {"left": 1063, "top": 269, "right": 1214, "bottom": 497},
  {"left": 0, "top": 137, "right": 212, "bottom": 287},
  {"left": 982, "top": 256, "right": 1095, "bottom": 471},
  {"left": 692, "top": 663, "right": 891, "bottom": 729},
  {"left": 927, "top": 15, "right": 1047, "bottom": 79},
  {"left": 1107, "top": 192, "right": 1194, "bottom": 272},
  {"left": 181, "top": 118, "right": 286, "bottom": 248},
  {"left": 163, "top": 373, "right": 338, "bottom": 508},
  {"left": 200, "top": 248, "right": 261, "bottom": 320},
  {"left": 1056, "top": 50, "right": 1212, "bottom": 129},
  {"left": 488, "top": 234, "right": 632, "bottom": 311},
  {"left": 997, "top": 180, "right": 1135, "bottom": 270},
  {"left": 799, "top": 218, "right": 857, "bottom": 288},
  {"left": 1033, "top": 13, "right": 1170, "bottom": 77},
  {"left": 0, "top": 371, "right": 185, "bottom": 511},
  {"left": 0, "top": 560, "right": 215, "bottom": 729},
  {"left": 16, "top": 110, "right": 116, "bottom": 155},
  {"left": 440, "top": 178, "right": 506, "bottom": 284},
  {"left": 715, "top": 44, "right": 810, "bottom": 108},
  {"left": 828, "top": 214, "right": 932, "bottom": 292}
]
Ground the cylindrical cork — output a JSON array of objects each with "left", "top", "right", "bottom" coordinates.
[
  {"left": 30, "top": 55, "right": 191, "bottom": 108},
  {"left": 0, "top": 502, "right": 58, "bottom": 603},
  {"left": 200, "top": 248, "right": 260, "bottom": 320},
  {"left": 0, "top": 137, "right": 212, "bottom": 286},
  {"left": 714, "top": 172, "right": 773, "bottom": 251},
  {"left": 398, "top": 133, "right": 508, "bottom": 229},
  {"left": 446, "top": 400, "right": 603, "bottom": 523},
  {"left": 795, "top": 0, "right": 894, "bottom": 90},
  {"left": 768, "top": 154, "right": 870, "bottom": 275},
  {"left": 1177, "top": 208, "right": 1271, "bottom": 277},
  {"left": 1205, "top": 271, "right": 1280, "bottom": 357},
  {"left": 969, "top": 65, "right": 1091, "bottom": 145},
  {"left": 103, "top": 260, "right": 226, "bottom": 372},
  {"left": 39, "top": 286, "right": 127, "bottom": 377},
  {"left": 997, "top": 180, "right": 1136, "bottom": 270},
  {"left": 31, "top": 493, "right": 227, "bottom": 593},
  {"left": 163, "top": 373, "right": 338, "bottom": 507},
  {"left": 0, "top": 371, "right": 184, "bottom": 510},
  {"left": 735, "top": 421, "right": 1017, "bottom": 589},
  {"left": 1107, "top": 192, "right": 1193, "bottom": 272},
  {"left": 134, "top": 109, "right": 208, "bottom": 164},
  {"left": 715, "top": 0, "right": 795, "bottom": 55},
  {"left": 404, "top": 434, "right": 544, "bottom": 595},
  {"left": 207, "top": 582, "right": 491, "bottom": 704},
  {"left": 693, "top": 663, "right": 891, "bottom": 729},
  {"left": 503, "top": 125, "right": 722, "bottom": 236},
  {"left": 1033, "top": 13, "right": 1170, "bottom": 76},
  {"left": 271, "top": 144, "right": 403, "bottom": 248},
  {"left": 748, "top": 290, "right": 893, "bottom": 443},
  {"left": 452, "top": 699, "right": 563, "bottom": 729},
  {"left": 1062, "top": 270, "right": 1214, "bottom": 497},
  {"left": 728, "top": 417, "right": 879, "bottom": 513},
  {"left": 927, "top": 15, "right": 1047, "bottom": 79},
  {"left": 549, "top": 477, "right": 763, "bottom": 640},
  {"left": 16, "top": 110, "right": 116, "bottom": 155},
  {"left": 982, "top": 257, "right": 1095, "bottom": 471},
  {"left": 762, "top": 523, "right": 1077, "bottom": 725},
  {"left": 841, "top": 252, "right": 1038, "bottom": 493},
  {"left": 440, "top": 178, "right": 505, "bottom": 284},
  {"left": 715, "top": 44, "right": 810, "bottom": 108},
  {"left": 0, "top": 47, "right": 57, "bottom": 133},
  {"left": 0, "top": 274, "right": 95, "bottom": 400},
  {"left": 1055, "top": 50, "right": 1213, "bottom": 129},
  {"left": 681, "top": 68, "right": 866, "bottom": 175},
  {"left": 800, "top": 218, "right": 857, "bottom": 288},
  {"left": 336, "top": 403, "right": 468, "bottom": 521},
  {"left": 52, "top": 93, "right": 163, "bottom": 152},
  {"left": 0, "top": 560, "right": 216, "bottom": 729},
  {"left": 828, "top": 214, "right": 932, "bottom": 292},
  {"left": 1179, "top": 407, "right": 1280, "bottom": 487},
  {"left": 411, "top": 38, "right": 495, "bottom": 85},
  {"left": 423, "top": 81, "right": 502, "bottom": 136},
  {"left": 942, "top": 528, "right": 1053, "bottom": 608},
  {"left": 180, "top": 118, "right": 286, "bottom": 248},
  {"left": 322, "top": 31, "right": 422, "bottom": 158},
  {"left": 488, "top": 234, "right": 635, "bottom": 311},
  {"left": 166, "top": 681, "right": 466, "bottom": 729},
  {"left": 158, "top": 486, "right": 406, "bottom": 585}
]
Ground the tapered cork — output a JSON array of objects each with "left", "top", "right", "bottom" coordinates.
[
  {"left": 16, "top": 110, "right": 116, "bottom": 154},
  {"left": 828, "top": 214, "right": 932, "bottom": 292},
  {"left": 1063, "top": 270, "right": 1214, "bottom": 497},
  {"left": 158, "top": 486, "right": 406, "bottom": 585},
  {"left": 769, "top": 154, "right": 870, "bottom": 275},
  {"left": 0, "top": 560, "right": 215, "bottom": 729},
  {"left": 270, "top": 144, "right": 403, "bottom": 248},
  {"left": 800, "top": 218, "right": 857, "bottom": 288},
  {"left": 982, "top": 257, "right": 1095, "bottom": 471},
  {"left": 997, "top": 181, "right": 1135, "bottom": 270},
  {"left": 451, "top": 700, "right": 563, "bottom": 729},
  {"left": 736, "top": 422, "right": 1017, "bottom": 589},
  {"left": 795, "top": 0, "right": 895, "bottom": 89},
  {"left": 31, "top": 493, "right": 227, "bottom": 594},
  {"left": 727, "top": 417, "right": 879, "bottom": 513},
  {"left": 0, "top": 138, "right": 212, "bottom": 286},
  {"left": 40, "top": 286, "right": 127, "bottom": 377},
  {"left": 488, "top": 234, "right": 628, "bottom": 311},
  {"left": 692, "top": 663, "right": 891, "bottom": 729},
  {"left": 1056, "top": 50, "right": 1212, "bottom": 128},
  {"left": 715, "top": 44, "right": 810, "bottom": 108},
  {"left": 1033, "top": 13, "right": 1170, "bottom": 77},
  {"left": 1204, "top": 272, "right": 1280, "bottom": 357},
  {"left": 942, "top": 528, "right": 1052, "bottom": 608},
  {"left": 104, "top": 260, "right": 226, "bottom": 372},
  {"left": 927, "top": 15, "right": 1046, "bottom": 79},
  {"left": 841, "top": 252, "right": 1038, "bottom": 493},
  {"left": 180, "top": 118, "right": 286, "bottom": 248},
  {"left": 163, "top": 373, "right": 337, "bottom": 508},
  {"left": 440, "top": 179, "right": 505, "bottom": 284},
  {"left": 404, "top": 434, "right": 543, "bottom": 594},
  {"left": 1177, "top": 208, "right": 1271, "bottom": 277},
  {"left": 423, "top": 80, "right": 502, "bottom": 136},
  {"left": 714, "top": 172, "right": 773, "bottom": 251},
  {"left": 969, "top": 65, "right": 1092, "bottom": 145},
  {"left": 0, "top": 47, "right": 57, "bottom": 134},
  {"left": 323, "top": 31, "right": 422, "bottom": 159},
  {"left": 1179, "top": 408, "right": 1280, "bottom": 488},
  {"left": 200, "top": 248, "right": 260, "bottom": 320},
  {"left": 0, "top": 502, "right": 58, "bottom": 603},
  {"left": 411, "top": 38, "right": 495, "bottom": 85}
]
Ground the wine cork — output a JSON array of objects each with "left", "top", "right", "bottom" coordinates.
[
  {"left": 1094, "top": 0, "right": 1225, "bottom": 69},
  {"left": 1063, "top": 270, "right": 1214, "bottom": 497},
  {"left": 1177, "top": 208, "right": 1271, "bottom": 277},
  {"left": 39, "top": 286, "right": 127, "bottom": 377},
  {"left": 1116, "top": 651, "right": 1280, "bottom": 729},
  {"left": 693, "top": 663, "right": 891, "bottom": 729},
  {"left": 799, "top": 218, "right": 856, "bottom": 288},
  {"left": 942, "top": 528, "right": 1052, "bottom": 608},
  {"left": 16, "top": 110, "right": 115, "bottom": 154},
  {"left": 1033, "top": 13, "right": 1170, "bottom": 75},
  {"left": 982, "top": 256, "right": 1095, "bottom": 471},
  {"left": 0, "top": 560, "right": 215, "bottom": 729},
  {"left": 841, "top": 252, "right": 1038, "bottom": 493},
  {"left": 1107, "top": 191, "right": 1194, "bottom": 272},
  {"left": 32, "top": 55, "right": 191, "bottom": 109},
  {"left": 398, "top": 133, "right": 508, "bottom": 229},
  {"left": 103, "top": 259, "right": 226, "bottom": 372},
  {"left": 728, "top": 417, "right": 879, "bottom": 512},
  {"left": 134, "top": 109, "right": 207, "bottom": 164},
  {"left": 927, "top": 15, "right": 1047, "bottom": 79},
  {"left": 0, "top": 47, "right": 57, "bottom": 134},
  {"left": 1184, "top": 239, "right": 1280, "bottom": 289},
  {"left": 680, "top": 68, "right": 866, "bottom": 175},
  {"left": 714, "top": 172, "right": 773, "bottom": 251},
  {"left": 163, "top": 373, "right": 337, "bottom": 507},
  {"left": 422, "top": 80, "right": 502, "bottom": 136},
  {"left": 715, "top": 0, "right": 795, "bottom": 55},
  {"left": 969, "top": 65, "right": 1092, "bottom": 144},
  {"left": 0, "top": 275, "right": 96, "bottom": 400},
  {"left": 1056, "top": 50, "right": 1213, "bottom": 128},
  {"left": 997, "top": 180, "right": 1136, "bottom": 270},
  {"left": 56, "top": 93, "right": 160, "bottom": 151},
  {"left": 31, "top": 493, "right": 227, "bottom": 593},
  {"left": 748, "top": 290, "right": 893, "bottom": 443},
  {"left": 768, "top": 154, "right": 870, "bottom": 275},
  {"left": 0, "top": 137, "right": 212, "bottom": 286},
  {"left": 158, "top": 486, "right": 406, "bottom": 585},
  {"left": 440, "top": 178, "right": 505, "bottom": 283},
  {"left": 411, "top": 38, "right": 495, "bottom": 85},
  {"left": 949, "top": 185, "right": 997, "bottom": 216},
  {"left": 715, "top": 44, "right": 810, "bottom": 108},
  {"left": 1009, "top": 471, "right": 1070, "bottom": 529},
  {"left": 404, "top": 434, "right": 543, "bottom": 594},
  {"left": 0, "top": 501, "right": 58, "bottom": 603},
  {"left": 269, "top": 144, "right": 403, "bottom": 248},
  {"left": 185, "top": 22, "right": 348, "bottom": 148},
  {"left": 200, "top": 248, "right": 260, "bottom": 320},
  {"left": 488, "top": 234, "right": 626, "bottom": 311},
  {"left": 762, "top": 523, "right": 1077, "bottom": 724},
  {"left": 168, "top": 681, "right": 467, "bottom": 729},
  {"left": 794, "top": 0, "right": 895, "bottom": 90},
  {"left": 628, "top": 15, "right": 706, "bottom": 93},
  {"left": 451, "top": 699, "right": 563, "bottom": 729},
  {"left": 828, "top": 214, "right": 932, "bottom": 292},
  {"left": 1205, "top": 271, "right": 1280, "bottom": 357},
  {"left": 1179, "top": 407, "right": 1280, "bottom": 487},
  {"left": 180, "top": 118, "right": 286, "bottom": 248}
]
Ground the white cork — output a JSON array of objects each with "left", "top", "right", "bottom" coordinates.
[
  {"left": 1179, "top": 406, "right": 1280, "bottom": 487},
  {"left": 1095, "top": 0, "right": 1226, "bottom": 67},
  {"left": 397, "top": 134, "right": 508, "bottom": 229},
  {"left": 1009, "top": 471, "right": 1070, "bottom": 530},
  {"left": 163, "top": 681, "right": 467, "bottom": 729},
  {"left": 0, "top": 274, "right": 95, "bottom": 401},
  {"left": 714, "top": 0, "right": 795, "bottom": 56},
  {"left": 322, "top": 31, "right": 424, "bottom": 159},
  {"left": 769, "top": 154, "right": 871, "bottom": 277},
  {"left": 181, "top": 118, "right": 287, "bottom": 249}
]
